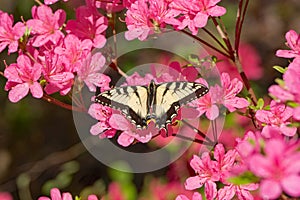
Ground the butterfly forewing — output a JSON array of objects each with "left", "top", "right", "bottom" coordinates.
[
  {"left": 95, "top": 85, "right": 149, "bottom": 128},
  {"left": 154, "top": 82, "right": 209, "bottom": 128}
]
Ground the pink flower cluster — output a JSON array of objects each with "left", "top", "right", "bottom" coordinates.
[
  {"left": 269, "top": 29, "right": 300, "bottom": 121},
  {"left": 125, "top": 0, "right": 226, "bottom": 40},
  {"left": 179, "top": 143, "right": 258, "bottom": 200},
  {"left": 192, "top": 72, "right": 249, "bottom": 120},
  {"left": 2, "top": 4, "right": 109, "bottom": 102},
  {"left": 236, "top": 129, "right": 300, "bottom": 199}
]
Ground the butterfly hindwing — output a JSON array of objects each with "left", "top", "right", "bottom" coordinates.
[
  {"left": 95, "top": 85, "right": 149, "bottom": 128},
  {"left": 154, "top": 81, "right": 209, "bottom": 128}
]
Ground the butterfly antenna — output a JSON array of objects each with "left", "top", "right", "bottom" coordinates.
[{"left": 171, "top": 133, "right": 214, "bottom": 146}]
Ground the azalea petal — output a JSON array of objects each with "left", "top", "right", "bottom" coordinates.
[
  {"left": 236, "top": 189, "right": 253, "bottom": 200},
  {"left": 214, "top": 143, "right": 225, "bottom": 162},
  {"left": 4, "top": 64, "right": 22, "bottom": 83},
  {"left": 217, "top": 185, "right": 235, "bottom": 200},
  {"left": 259, "top": 179, "right": 281, "bottom": 199},
  {"left": 87, "top": 194, "right": 98, "bottom": 200},
  {"left": 50, "top": 188, "right": 62, "bottom": 200},
  {"left": 282, "top": 175, "right": 300, "bottom": 197},
  {"left": 204, "top": 181, "right": 217, "bottom": 200},
  {"left": 8, "top": 41, "right": 18, "bottom": 54},
  {"left": 293, "top": 107, "right": 300, "bottom": 120},
  {"left": 109, "top": 114, "right": 130, "bottom": 130},
  {"left": 268, "top": 85, "right": 295, "bottom": 101},
  {"left": 279, "top": 124, "right": 297, "bottom": 137},
  {"left": 8, "top": 83, "right": 29, "bottom": 103},
  {"left": 185, "top": 176, "right": 204, "bottom": 190},
  {"left": 190, "top": 155, "right": 203, "bottom": 172},
  {"left": 90, "top": 122, "right": 108, "bottom": 135},
  {"left": 30, "top": 82, "right": 43, "bottom": 98},
  {"left": 62, "top": 192, "right": 73, "bottom": 200},
  {"left": 206, "top": 104, "right": 219, "bottom": 120},
  {"left": 285, "top": 30, "right": 300, "bottom": 51},
  {"left": 192, "top": 192, "right": 202, "bottom": 200},
  {"left": 117, "top": 132, "right": 134, "bottom": 147},
  {"left": 194, "top": 12, "right": 208, "bottom": 28},
  {"left": 249, "top": 155, "right": 272, "bottom": 178},
  {"left": 208, "top": 6, "right": 226, "bottom": 17},
  {"left": 276, "top": 49, "right": 298, "bottom": 58}
]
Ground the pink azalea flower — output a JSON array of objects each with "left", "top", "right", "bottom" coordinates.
[
  {"left": 4, "top": 55, "right": 43, "bottom": 102},
  {"left": 249, "top": 138, "right": 300, "bottom": 199},
  {"left": 44, "top": 0, "right": 69, "bottom": 5},
  {"left": 190, "top": 78, "right": 219, "bottom": 120},
  {"left": 276, "top": 30, "right": 300, "bottom": 58},
  {"left": 66, "top": 5, "right": 107, "bottom": 48},
  {"left": 54, "top": 34, "right": 93, "bottom": 72},
  {"left": 109, "top": 114, "right": 156, "bottom": 146},
  {"left": 88, "top": 103, "right": 116, "bottom": 138},
  {"left": 26, "top": 5, "right": 66, "bottom": 47},
  {"left": 255, "top": 100, "right": 297, "bottom": 137},
  {"left": 193, "top": 91, "right": 219, "bottom": 120},
  {"left": 216, "top": 43, "right": 263, "bottom": 80},
  {"left": 176, "top": 192, "right": 202, "bottom": 200},
  {"left": 219, "top": 73, "right": 249, "bottom": 112},
  {"left": 125, "top": 0, "right": 181, "bottom": 40},
  {"left": 217, "top": 183, "right": 258, "bottom": 200},
  {"left": 0, "top": 12, "right": 25, "bottom": 54},
  {"left": 214, "top": 144, "right": 237, "bottom": 183},
  {"left": 235, "top": 131, "right": 262, "bottom": 159},
  {"left": 0, "top": 192, "right": 13, "bottom": 200},
  {"left": 38, "top": 188, "right": 98, "bottom": 200},
  {"left": 193, "top": 73, "right": 249, "bottom": 120},
  {"left": 40, "top": 52, "right": 74, "bottom": 95},
  {"left": 184, "top": 154, "right": 219, "bottom": 200},
  {"left": 77, "top": 52, "right": 111, "bottom": 92},
  {"left": 169, "top": 0, "right": 226, "bottom": 35}
]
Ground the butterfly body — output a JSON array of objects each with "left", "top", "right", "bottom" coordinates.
[{"left": 95, "top": 80, "right": 209, "bottom": 129}]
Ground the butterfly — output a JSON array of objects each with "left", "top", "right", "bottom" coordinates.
[{"left": 95, "top": 80, "right": 209, "bottom": 129}]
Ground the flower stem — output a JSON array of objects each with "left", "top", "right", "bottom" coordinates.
[
  {"left": 181, "top": 30, "right": 231, "bottom": 59},
  {"left": 211, "top": 17, "right": 235, "bottom": 60},
  {"left": 202, "top": 27, "right": 229, "bottom": 54},
  {"left": 235, "top": 0, "right": 250, "bottom": 52},
  {"left": 42, "top": 94, "right": 85, "bottom": 112}
]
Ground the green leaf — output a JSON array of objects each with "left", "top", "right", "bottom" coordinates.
[
  {"left": 287, "top": 101, "right": 299, "bottom": 108},
  {"left": 273, "top": 65, "right": 287, "bottom": 73},
  {"left": 275, "top": 78, "right": 285, "bottom": 87},
  {"left": 228, "top": 171, "right": 259, "bottom": 185},
  {"left": 256, "top": 98, "right": 265, "bottom": 110}
]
